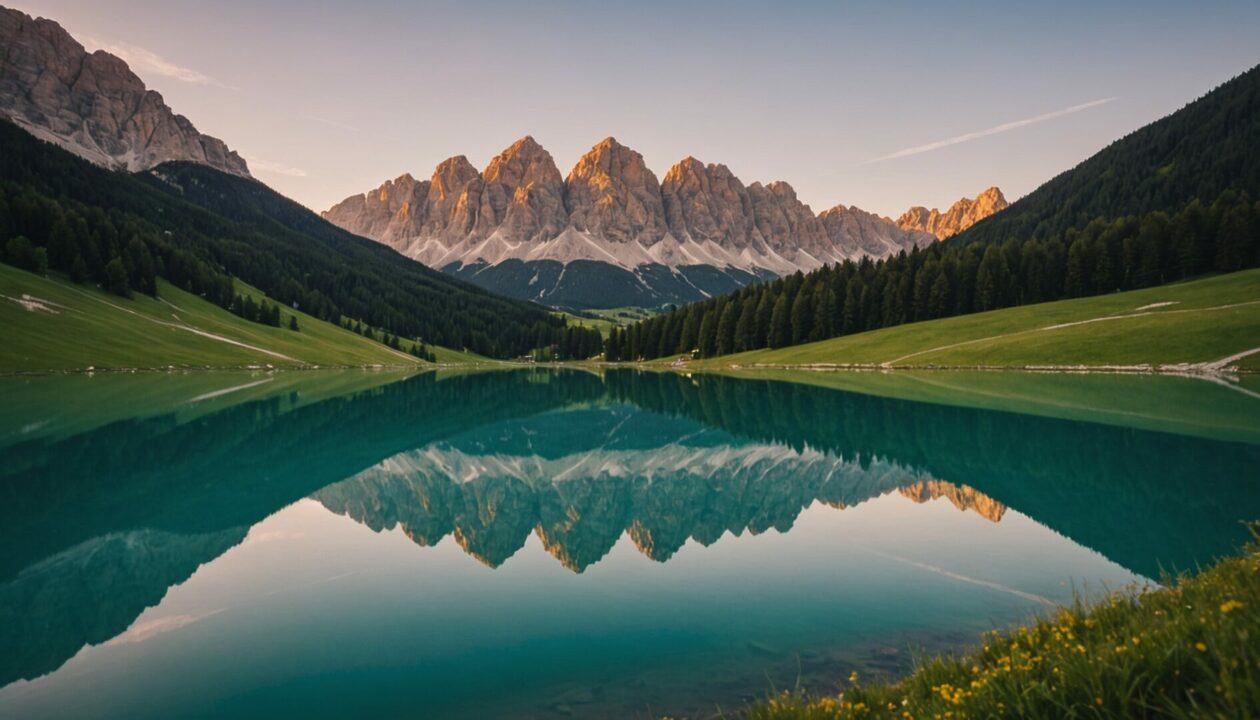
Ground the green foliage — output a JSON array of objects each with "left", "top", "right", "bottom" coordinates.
[
  {"left": 0, "top": 263, "right": 441, "bottom": 371},
  {"left": 103, "top": 257, "right": 129, "bottom": 298},
  {"left": 957, "top": 64, "right": 1260, "bottom": 245},
  {"left": 0, "top": 119, "right": 600, "bottom": 359},
  {"left": 748, "top": 528, "right": 1260, "bottom": 719},
  {"left": 607, "top": 65, "right": 1260, "bottom": 362},
  {"left": 694, "top": 269, "right": 1260, "bottom": 370},
  {"left": 609, "top": 191, "right": 1260, "bottom": 361}
]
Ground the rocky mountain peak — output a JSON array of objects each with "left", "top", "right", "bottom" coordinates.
[
  {"left": 746, "top": 180, "right": 830, "bottom": 256},
  {"left": 896, "top": 186, "right": 1009, "bottom": 239},
  {"left": 0, "top": 6, "right": 250, "bottom": 177},
  {"left": 660, "top": 156, "right": 760, "bottom": 249},
  {"left": 565, "top": 137, "right": 668, "bottom": 245},
  {"left": 322, "top": 172, "right": 430, "bottom": 246},
  {"left": 818, "top": 203, "right": 935, "bottom": 259},
  {"left": 475, "top": 136, "right": 567, "bottom": 242}
]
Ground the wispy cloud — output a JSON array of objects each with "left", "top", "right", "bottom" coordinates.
[
  {"left": 242, "top": 155, "right": 309, "bottom": 178},
  {"left": 82, "top": 36, "right": 235, "bottom": 90},
  {"left": 865, "top": 97, "right": 1118, "bottom": 164},
  {"left": 308, "top": 115, "right": 360, "bottom": 133}
]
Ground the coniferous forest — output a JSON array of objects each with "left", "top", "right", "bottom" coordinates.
[
  {"left": 606, "top": 65, "right": 1260, "bottom": 361},
  {"left": 0, "top": 120, "right": 601, "bottom": 359}
]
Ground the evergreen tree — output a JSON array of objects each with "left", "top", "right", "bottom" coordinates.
[
  {"left": 716, "top": 301, "right": 738, "bottom": 356},
  {"left": 790, "top": 288, "right": 812, "bottom": 345},
  {"left": 69, "top": 253, "right": 89, "bottom": 284},
  {"left": 697, "top": 306, "right": 718, "bottom": 357},
  {"left": 732, "top": 297, "right": 752, "bottom": 351},
  {"left": 3, "top": 235, "right": 38, "bottom": 272},
  {"left": 768, "top": 293, "right": 791, "bottom": 349},
  {"left": 104, "top": 257, "right": 130, "bottom": 297}
]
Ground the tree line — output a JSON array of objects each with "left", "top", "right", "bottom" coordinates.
[
  {"left": 0, "top": 119, "right": 602, "bottom": 359},
  {"left": 606, "top": 190, "right": 1260, "bottom": 361}
]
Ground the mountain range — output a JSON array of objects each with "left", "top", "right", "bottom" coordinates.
[
  {"left": 0, "top": 5, "right": 606, "bottom": 360},
  {"left": 0, "top": 3, "right": 1007, "bottom": 313},
  {"left": 324, "top": 137, "right": 1006, "bottom": 308}
]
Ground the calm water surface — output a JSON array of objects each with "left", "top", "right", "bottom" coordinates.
[{"left": 1, "top": 369, "right": 1257, "bottom": 719}]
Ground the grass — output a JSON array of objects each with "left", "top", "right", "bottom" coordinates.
[
  {"left": 559, "top": 307, "right": 659, "bottom": 338},
  {"left": 688, "top": 270, "right": 1260, "bottom": 371},
  {"left": 748, "top": 526, "right": 1260, "bottom": 720},
  {"left": 0, "top": 263, "right": 485, "bottom": 372}
]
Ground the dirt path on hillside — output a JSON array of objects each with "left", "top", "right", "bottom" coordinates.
[{"left": 52, "top": 279, "right": 298, "bottom": 362}]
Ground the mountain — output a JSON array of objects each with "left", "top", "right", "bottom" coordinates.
[
  {"left": 0, "top": 119, "right": 599, "bottom": 358},
  {"left": 324, "top": 137, "right": 990, "bottom": 309},
  {"left": 613, "top": 63, "right": 1260, "bottom": 361},
  {"left": 0, "top": 6, "right": 249, "bottom": 177},
  {"left": 896, "top": 187, "right": 1008, "bottom": 239},
  {"left": 315, "top": 438, "right": 992, "bottom": 571},
  {"left": 952, "top": 65, "right": 1260, "bottom": 245}
]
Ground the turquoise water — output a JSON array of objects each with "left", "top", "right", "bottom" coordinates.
[{"left": 1, "top": 369, "right": 1257, "bottom": 719}]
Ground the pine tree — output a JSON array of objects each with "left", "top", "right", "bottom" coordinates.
[
  {"left": 753, "top": 291, "right": 773, "bottom": 348},
  {"left": 697, "top": 307, "right": 718, "bottom": 357},
  {"left": 769, "top": 293, "right": 791, "bottom": 349},
  {"left": 734, "top": 294, "right": 757, "bottom": 351},
  {"left": 69, "top": 254, "right": 89, "bottom": 284},
  {"left": 790, "top": 288, "right": 812, "bottom": 345},
  {"left": 716, "top": 301, "right": 738, "bottom": 356},
  {"left": 104, "top": 257, "right": 130, "bottom": 297}
]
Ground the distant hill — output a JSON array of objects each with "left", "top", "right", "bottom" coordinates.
[{"left": 955, "top": 65, "right": 1260, "bottom": 245}]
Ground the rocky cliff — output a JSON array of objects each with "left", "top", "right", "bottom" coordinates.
[
  {"left": 0, "top": 6, "right": 250, "bottom": 177},
  {"left": 819, "top": 204, "right": 937, "bottom": 258},
  {"left": 323, "top": 135, "right": 1002, "bottom": 308},
  {"left": 897, "top": 186, "right": 1008, "bottom": 239}
]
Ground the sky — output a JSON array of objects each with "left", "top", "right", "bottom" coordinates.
[{"left": 11, "top": 0, "right": 1260, "bottom": 217}]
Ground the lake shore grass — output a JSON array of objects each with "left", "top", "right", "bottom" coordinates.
[
  {"left": 676, "top": 269, "right": 1260, "bottom": 373},
  {"left": 747, "top": 526, "right": 1260, "bottom": 720}
]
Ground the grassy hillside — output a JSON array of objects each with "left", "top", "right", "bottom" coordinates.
[
  {"left": 687, "top": 269, "right": 1260, "bottom": 371},
  {"left": 0, "top": 119, "right": 597, "bottom": 359},
  {"left": 750, "top": 532, "right": 1260, "bottom": 719},
  {"left": 0, "top": 263, "right": 483, "bottom": 372}
]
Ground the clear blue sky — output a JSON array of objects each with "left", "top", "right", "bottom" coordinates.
[{"left": 12, "top": 0, "right": 1260, "bottom": 216}]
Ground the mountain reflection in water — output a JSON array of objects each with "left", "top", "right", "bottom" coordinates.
[{"left": 1, "top": 368, "right": 1257, "bottom": 718}]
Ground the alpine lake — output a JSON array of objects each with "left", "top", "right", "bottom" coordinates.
[{"left": 1, "top": 367, "right": 1258, "bottom": 719}]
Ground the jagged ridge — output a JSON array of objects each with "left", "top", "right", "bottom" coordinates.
[{"left": 324, "top": 136, "right": 1002, "bottom": 307}]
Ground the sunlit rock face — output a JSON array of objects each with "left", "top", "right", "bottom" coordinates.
[
  {"left": 896, "top": 187, "right": 1009, "bottom": 239},
  {"left": 0, "top": 7, "right": 250, "bottom": 177},
  {"left": 322, "top": 135, "right": 1003, "bottom": 309},
  {"left": 565, "top": 137, "right": 669, "bottom": 246},
  {"left": 819, "top": 204, "right": 937, "bottom": 258}
]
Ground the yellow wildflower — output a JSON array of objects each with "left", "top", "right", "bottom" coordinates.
[
  {"left": 1220, "top": 600, "right": 1244, "bottom": 614},
  {"left": 1195, "top": 642, "right": 1208, "bottom": 652}
]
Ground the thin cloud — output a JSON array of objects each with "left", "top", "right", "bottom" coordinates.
[
  {"left": 308, "top": 115, "right": 360, "bottom": 133},
  {"left": 865, "top": 97, "right": 1118, "bottom": 164},
  {"left": 243, "top": 155, "right": 309, "bottom": 178},
  {"left": 82, "top": 35, "right": 236, "bottom": 90}
]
